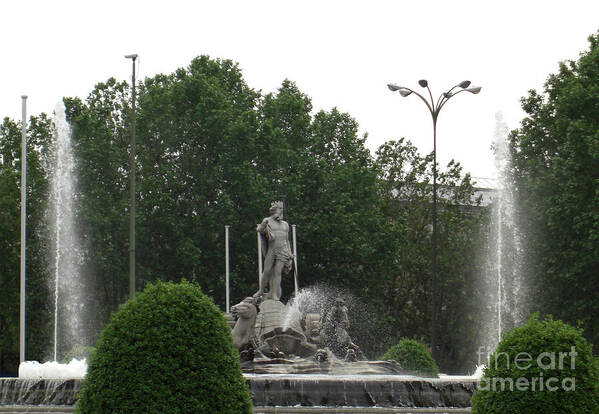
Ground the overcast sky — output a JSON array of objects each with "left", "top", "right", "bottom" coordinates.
[{"left": 2, "top": 0, "right": 598, "bottom": 179}]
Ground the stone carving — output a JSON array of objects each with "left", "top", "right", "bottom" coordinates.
[
  {"left": 348, "top": 342, "right": 366, "bottom": 361},
  {"left": 268, "top": 346, "right": 285, "bottom": 359},
  {"left": 324, "top": 298, "right": 363, "bottom": 359},
  {"left": 231, "top": 297, "right": 258, "bottom": 350},
  {"left": 226, "top": 203, "right": 390, "bottom": 374},
  {"left": 305, "top": 313, "right": 323, "bottom": 345},
  {"left": 254, "top": 201, "right": 293, "bottom": 301},
  {"left": 345, "top": 348, "right": 357, "bottom": 362},
  {"left": 254, "top": 299, "right": 316, "bottom": 357},
  {"left": 314, "top": 348, "right": 329, "bottom": 363}
]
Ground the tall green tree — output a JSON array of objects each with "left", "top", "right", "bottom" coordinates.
[
  {"left": 63, "top": 57, "right": 391, "bottom": 339},
  {"left": 0, "top": 118, "right": 22, "bottom": 374},
  {"left": 135, "top": 57, "right": 262, "bottom": 299},
  {"left": 1, "top": 54, "right": 492, "bottom": 373},
  {"left": 375, "top": 138, "right": 485, "bottom": 372},
  {"left": 509, "top": 31, "right": 599, "bottom": 346},
  {"left": 0, "top": 114, "right": 53, "bottom": 374},
  {"left": 65, "top": 79, "right": 131, "bottom": 336}
]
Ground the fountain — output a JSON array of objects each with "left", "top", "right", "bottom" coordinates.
[
  {"left": 221, "top": 202, "right": 478, "bottom": 410},
  {"left": 47, "top": 102, "right": 88, "bottom": 362},
  {"left": 1, "top": 199, "right": 478, "bottom": 413},
  {"left": 0, "top": 104, "right": 88, "bottom": 411},
  {"left": 480, "top": 113, "right": 524, "bottom": 355},
  {"left": 232, "top": 281, "right": 477, "bottom": 409},
  {"left": 9, "top": 103, "right": 90, "bottom": 379}
]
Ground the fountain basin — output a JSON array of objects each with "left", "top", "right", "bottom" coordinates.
[
  {"left": 0, "top": 375, "right": 476, "bottom": 411},
  {"left": 247, "top": 374, "right": 475, "bottom": 408},
  {"left": 0, "top": 378, "right": 81, "bottom": 406}
]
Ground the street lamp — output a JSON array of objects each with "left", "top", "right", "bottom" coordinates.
[
  {"left": 125, "top": 54, "right": 138, "bottom": 300},
  {"left": 20, "top": 95, "right": 27, "bottom": 364},
  {"left": 387, "top": 80, "right": 481, "bottom": 358}
]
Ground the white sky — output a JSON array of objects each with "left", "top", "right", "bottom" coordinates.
[{"left": 2, "top": 0, "right": 598, "bottom": 178}]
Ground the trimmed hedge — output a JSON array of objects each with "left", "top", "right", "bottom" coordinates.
[
  {"left": 380, "top": 339, "right": 438, "bottom": 377},
  {"left": 472, "top": 314, "right": 599, "bottom": 413},
  {"left": 76, "top": 280, "right": 252, "bottom": 414}
]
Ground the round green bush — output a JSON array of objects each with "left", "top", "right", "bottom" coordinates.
[
  {"left": 380, "top": 339, "right": 438, "bottom": 377},
  {"left": 76, "top": 280, "right": 252, "bottom": 414},
  {"left": 472, "top": 314, "right": 599, "bottom": 413}
]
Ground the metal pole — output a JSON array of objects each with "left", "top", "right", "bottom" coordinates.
[
  {"left": 292, "top": 224, "right": 298, "bottom": 295},
  {"left": 257, "top": 231, "right": 263, "bottom": 280},
  {"left": 225, "top": 225, "right": 230, "bottom": 313},
  {"left": 126, "top": 54, "right": 137, "bottom": 300},
  {"left": 387, "top": 80, "right": 480, "bottom": 362},
  {"left": 497, "top": 207, "right": 502, "bottom": 345},
  {"left": 431, "top": 118, "right": 438, "bottom": 358},
  {"left": 20, "top": 95, "right": 27, "bottom": 364}
]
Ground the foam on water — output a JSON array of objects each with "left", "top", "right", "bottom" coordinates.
[
  {"left": 18, "top": 359, "right": 88, "bottom": 379},
  {"left": 438, "top": 364, "right": 485, "bottom": 381}
]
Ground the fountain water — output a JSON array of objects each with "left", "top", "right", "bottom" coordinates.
[
  {"left": 481, "top": 113, "right": 524, "bottom": 355},
  {"left": 282, "top": 284, "right": 392, "bottom": 358},
  {"left": 47, "top": 102, "right": 87, "bottom": 362},
  {"left": 282, "top": 286, "right": 327, "bottom": 332}
]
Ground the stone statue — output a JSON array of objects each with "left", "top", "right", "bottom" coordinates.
[
  {"left": 314, "top": 348, "right": 329, "bottom": 363},
  {"left": 231, "top": 297, "right": 258, "bottom": 350},
  {"left": 254, "top": 201, "right": 293, "bottom": 301},
  {"left": 324, "top": 298, "right": 362, "bottom": 359},
  {"left": 268, "top": 346, "right": 285, "bottom": 359},
  {"left": 345, "top": 348, "right": 357, "bottom": 362},
  {"left": 305, "top": 313, "right": 323, "bottom": 345},
  {"left": 325, "top": 298, "right": 350, "bottom": 341}
]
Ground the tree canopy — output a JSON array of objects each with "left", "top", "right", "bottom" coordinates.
[
  {"left": 0, "top": 114, "right": 53, "bottom": 373},
  {"left": 509, "top": 31, "right": 599, "bottom": 345},
  {"left": 10, "top": 46, "right": 599, "bottom": 377}
]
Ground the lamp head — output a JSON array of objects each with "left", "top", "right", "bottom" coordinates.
[
  {"left": 387, "top": 83, "right": 402, "bottom": 92},
  {"left": 458, "top": 80, "right": 471, "bottom": 88},
  {"left": 399, "top": 89, "right": 413, "bottom": 97},
  {"left": 418, "top": 79, "right": 428, "bottom": 88},
  {"left": 125, "top": 54, "right": 138, "bottom": 60},
  {"left": 465, "top": 86, "right": 482, "bottom": 94}
]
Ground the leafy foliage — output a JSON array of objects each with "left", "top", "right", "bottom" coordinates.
[
  {"left": 380, "top": 338, "right": 439, "bottom": 377},
  {"left": 472, "top": 314, "right": 599, "bottom": 413},
  {"left": 509, "top": 31, "right": 599, "bottom": 346},
  {"left": 76, "top": 280, "right": 252, "bottom": 414},
  {"left": 375, "top": 138, "right": 485, "bottom": 372},
  {"left": 0, "top": 54, "right": 490, "bottom": 375},
  {"left": 63, "top": 57, "right": 393, "bottom": 332},
  {"left": 0, "top": 115, "right": 53, "bottom": 374}
]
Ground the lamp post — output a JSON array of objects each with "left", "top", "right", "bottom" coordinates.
[
  {"left": 225, "top": 225, "right": 230, "bottom": 314},
  {"left": 20, "top": 95, "right": 27, "bottom": 364},
  {"left": 387, "top": 80, "right": 481, "bottom": 358},
  {"left": 125, "top": 54, "right": 138, "bottom": 300}
]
